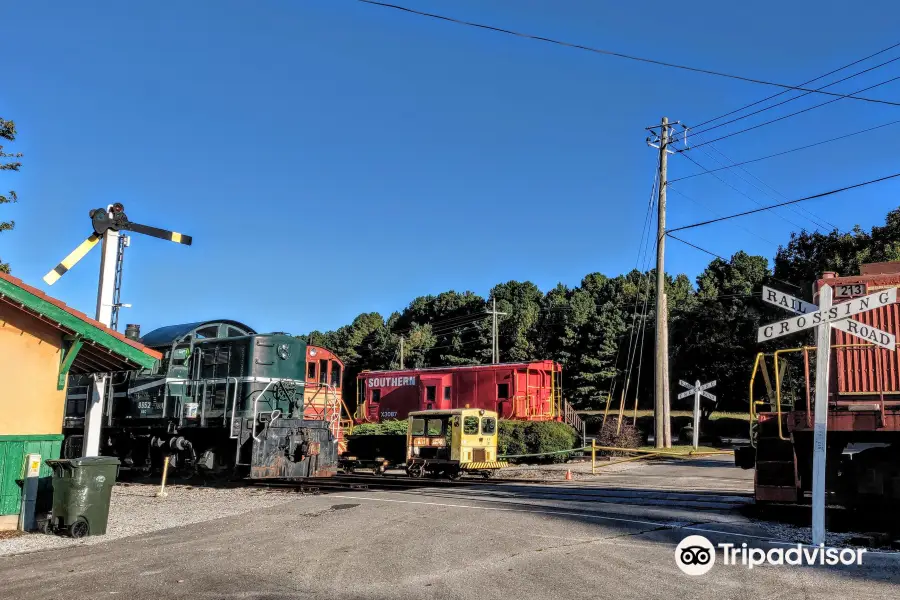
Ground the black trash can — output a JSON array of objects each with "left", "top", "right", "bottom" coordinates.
[{"left": 45, "top": 456, "right": 120, "bottom": 538}]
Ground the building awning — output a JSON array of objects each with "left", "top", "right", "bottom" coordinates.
[{"left": 0, "top": 272, "right": 161, "bottom": 374}]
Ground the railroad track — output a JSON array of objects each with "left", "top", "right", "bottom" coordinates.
[{"left": 248, "top": 473, "right": 753, "bottom": 511}]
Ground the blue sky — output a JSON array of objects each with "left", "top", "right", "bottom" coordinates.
[{"left": 3, "top": 0, "right": 900, "bottom": 335}]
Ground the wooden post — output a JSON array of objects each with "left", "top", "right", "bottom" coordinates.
[{"left": 591, "top": 439, "right": 597, "bottom": 475}]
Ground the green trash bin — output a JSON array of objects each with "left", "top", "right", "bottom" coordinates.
[{"left": 45, "top": 456, "right": 120, "bottom": 538}]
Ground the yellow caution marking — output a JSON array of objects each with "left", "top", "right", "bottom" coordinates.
[{"left": 43, "top": 233, "right": 100, "bottom": 285}]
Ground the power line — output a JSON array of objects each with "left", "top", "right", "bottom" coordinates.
[
  {"left": 691, "top": 41, "right": 900, "bottom": 130},
  {"left": 697, "top": 144, "right": 836, "bottom": 231},
  {"left": 680, "top": 149, "right": 832, "bottom": 232},
  {"left": 668, "top": 171, "right": 900, "bottom": 234},
  {"left": 356, "top": 0, "right": 900, "bottom": 107},
  {"left": 678, "top": 151, "right": 818, "bottom": 232},
  {"left": 667, "top": 186, "right": 780, "bottom": 246},
  {"left": 689, "top": 53, "right": 900, "bottom": 137},
  {"left": 685, "top": 74, "right": 900, "bottom": 149},
  {"left": 666, "top": 233, "right": 727, "bottom": 260},
  {"left": 669, "top": 119, "right": 900, "bottom": 183}
]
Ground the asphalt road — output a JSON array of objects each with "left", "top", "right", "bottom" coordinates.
[{"left": 2, "top": 457, "right": 899, "bottom": 599}]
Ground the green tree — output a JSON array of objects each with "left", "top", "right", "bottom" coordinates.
[{"left": 1, "top": 118, "right": 23, "bottom": 273}]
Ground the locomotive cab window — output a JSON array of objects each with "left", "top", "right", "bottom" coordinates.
[
  {"left": 319, "top": 359, "right": 328, "bottom": 383},
  {"left": 307, "top": 362, "right": 316, "bottom": 380},
  {"left": 497, "top": 383, "right": 509, "bottom": 399},
  {"left": 411, "top": 418, "right": 425, "bottom": 435},
  {"left": 331, "top": 363, "right": 342, "bottom": 386},
  {"left": 463, "top": 416, "right": 479, "bottom": 435},
  {"left": 195, "top": 325, "right": 219, "bottom": 339},
  {"left": 371, "top": 389, "right": 381, "bottom": 403},
  {"left": 427, "top": 419, "right": 443, "bottom": 436},
  {"left": 481, "top": 417, "right": 496, "bottom": 435}
]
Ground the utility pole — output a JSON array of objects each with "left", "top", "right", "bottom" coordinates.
[
  {"left": 399, "top": 336, "right": 405, "bottom": 370},
  {"left": 654, "top": 116, "right": 671, "bottom": 449},
  {"left": 488, "top": 299, "right": 508, "bottom": 364}
]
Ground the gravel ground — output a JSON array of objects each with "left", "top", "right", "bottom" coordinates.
[
  {"left": 0, "top": 483, "right": 299, "bottom": 557},
  {"left": 751, "top": 520, "right": 864, "bottom": 548},
  {"left": 497, "top": 458, "right": 649, "bottom": 480}
]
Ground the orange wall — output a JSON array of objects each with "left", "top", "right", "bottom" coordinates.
[{"left": 0, "top": 305, "right": 66, "bottom": 435}]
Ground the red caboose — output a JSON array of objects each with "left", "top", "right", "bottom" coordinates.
[{"left": 355, "top": 361, "right": 582, "bottom": 431}]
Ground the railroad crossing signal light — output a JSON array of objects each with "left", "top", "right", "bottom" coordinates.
[{"left": 43, "top": 204, "right": 192, "bottom": 285}]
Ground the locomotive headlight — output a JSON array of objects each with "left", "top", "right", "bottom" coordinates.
[{"left": 412, "top": 447, "right": 420, "bottom": 456}]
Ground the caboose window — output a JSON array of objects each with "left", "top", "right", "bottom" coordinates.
[
  {"left": 371, "top": 389, "right": 381, "bottom": 403},
  {"left": 497, "top": 383, "right": 509, "bottom": 399},
  {"left": 307, "top": 362, "right": 316, "bottom": 380},
  {"left": 331, "top": 363, "right": 342, "bottom": 386},
  {"left": 463, "top": 416, "right": 479, "bottom": 435},
  {"left": 426, "top": 386, "right": 436, "bottom": 402},
  {"left": 319, "top": 359, "right": 328, "bottom": 383},
  {"left": 411, "top": 418, "right": 425, "bottom": 435},
  {"left": 443, "top": 386, "right": 451, "bottom": 400},
  {"left": 481, "top": 417, "right": 496, "bottom": 435}
]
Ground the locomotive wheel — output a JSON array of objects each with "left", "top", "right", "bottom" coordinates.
[
  {"left": 447, "top": 469, "right": 462, "bottom": 481},
  {"left": 407, "top": 463, "right": 425, "bottom": 478},
  {"left": 481, "top": 470, "right": 497, "bottom": 479},
  {"left": 69, "top": 518, "right": 89, "bottom": 539}
]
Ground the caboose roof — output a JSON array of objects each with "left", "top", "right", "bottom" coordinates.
[
  {"left": 360, "top": 360, "right": 559, "bottom": 377},
  {"left": 0, "top": 271, "right": 161, "bottom": 373}
]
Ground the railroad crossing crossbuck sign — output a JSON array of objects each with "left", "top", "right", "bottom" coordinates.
[
  {"left": 758, "top": 286, "right": 897, "bottom": 348},
  {"left": 677, "top": 380, "right": 716, "bottom": 450},
  {"left": 758, "top": 283, "right": 897, "bottom": 547}
]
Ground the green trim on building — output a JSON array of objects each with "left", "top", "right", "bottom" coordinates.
[
  {"left": 0, "top": 277, "right": 157, "bottom": 370},
  {"left": 0, "top": 435, "right": 65, "bottom": 442}
]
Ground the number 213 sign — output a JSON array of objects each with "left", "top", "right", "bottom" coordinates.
[{"left": 836, "top": 283, "right": 866, "bottom": 298}]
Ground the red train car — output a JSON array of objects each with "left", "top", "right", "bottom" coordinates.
[
  {"left": 744, "top": 262, "right": 900, "bottom": 504},
  {"left": 355, "top": 361, "right": 582, "bottom": 431}
]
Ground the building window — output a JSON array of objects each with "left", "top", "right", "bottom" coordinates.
[
  {"left": 426, "top": 386, "right": 436, "bottom": 402},
  {"left": 443, "top": 386, "right": 451, "bottom": 400},
  {"left": 307, "top": 362, "right": 316, "bottom": 380},
  {"left": 331, "top": 363, "right": 342, "bottom": 387},
  {"left": 319, "top": 359, "right": 328, "bottom": 383},
  {"left": 497, "top": 383, "right": 509, "bottom": 399},
  {"left": 371, "top": 389, "right": 381, "bottom": 403}
]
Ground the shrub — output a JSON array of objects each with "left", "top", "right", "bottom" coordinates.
[
  {"left": 350, "top": 419, "right": 408, "bottom": 436},
  {"left": 499, "top": 420, "right": 578, "bottom": 464},
  {"left": 596, "top": 418, "right": 642, "bottom": 456}
]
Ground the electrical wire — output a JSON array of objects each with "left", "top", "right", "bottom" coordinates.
[
  {"left": 668, "top": 170, "right": 900, "bottom": 234},
  {"left": 689, "top": 53, "right": 900, "bottom": 137},
  {"left": 667, "top": 233, "right": 727, "bottom": 260},
  {"left": 666, "top": 186, "right": 780, "bottom": 246},
  {"left": 669, "top": 118, "right": 900, "bottom": 183},
  {"left": 697, "top": 144, "right": 837, "bottom": 231},
  {"left": 679, "top": 151, "right": 815, "bottom": 232},
  {"left": 685, "top": 74, "right": 900, "bottom": 149},
  {"left": 356, "top": 0, "right": 900, "bottom": 107},
  {"left": 691, "top": 41, "right": 900, "bottom": 130}
]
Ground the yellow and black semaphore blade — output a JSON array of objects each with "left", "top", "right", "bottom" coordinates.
[
  {"left": 43, "top": 233, "right": 101, "bottom": 285},
  {"left": 125, "top": 222, "right": 193, "bottom": 246}
]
